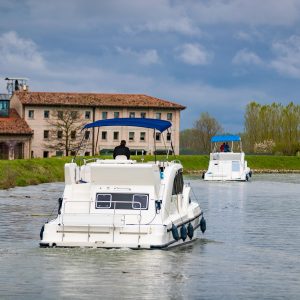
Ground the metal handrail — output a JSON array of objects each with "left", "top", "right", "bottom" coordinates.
[{"left": 61, "top": 200, "right": 143, "bottom": 244}]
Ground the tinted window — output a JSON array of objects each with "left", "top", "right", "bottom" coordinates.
[
  {"left": 172, "top": 170, "right": 184, "bottom": 195},
  {"left": 96, "top": 194, "right": 112, "bottom": 208},
  {"left": 95, "top": 193, "right": 149, "bottom": 210},
  {"left": 132, "top": 194, "right": 148, "bottom": 210}
]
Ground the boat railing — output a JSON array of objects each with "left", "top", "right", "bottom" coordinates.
[
  {"left": 61, "top": 200, "right": 143, "bottom": 226},
  {"left": 60, "top": 200, "right": 145, "bottom": 244}
]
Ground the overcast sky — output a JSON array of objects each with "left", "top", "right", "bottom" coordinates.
[{"left": 1, "top": 0, "right": 300, "bottom": 133}]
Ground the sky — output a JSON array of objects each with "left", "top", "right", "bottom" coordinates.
[{"left": 1, "top": 0, "right": 300, "bottom": 133}]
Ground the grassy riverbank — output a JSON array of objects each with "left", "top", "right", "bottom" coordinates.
[{"left": 1, "top": 155, "right": 300, "bottom": 189}]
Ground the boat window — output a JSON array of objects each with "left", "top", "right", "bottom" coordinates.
[
  {"left": 95, "top": 193, "right": 149, "bottom": 210},
  {"left": 96, "top": 194, "right": 112, "bottom": 209},
  {"left": 132, "top": 194, "right": 148, "bottom": 210},
  {"left": 172, "top": 170, "right": 184, "bottom": 195}
]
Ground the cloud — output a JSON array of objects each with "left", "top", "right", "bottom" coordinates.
[
  {"left": 116, "top": 47, "right": 160, "bottom": 65},
  {"left": 0, "top": 31, "right": 45, "bottom": 73},
  {"left": 232, "top": 49, "right": 263, "bottom": 66},
  {"left": 175, "top": 43, "right": 213, "bottom": 65},
  {"left": 185, "top": 0, "right": 300, "bottom": 26},
  {"left": 126, "top": 17, "right": 201, "bottom": 36},
  {"left": 270, "top": 35, "right": 300, "bottom": 78}
]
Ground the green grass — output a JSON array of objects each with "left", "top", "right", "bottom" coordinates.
[
  {"left": 0, "top": 157, "right": 70, "bottom": 189},
  {"left": 1, "top": 154, "right": 300, "bottom": 189}
]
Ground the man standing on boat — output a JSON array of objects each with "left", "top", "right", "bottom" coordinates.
[{"left": 113, "top": 140, "right": 130, "bottom": 159}]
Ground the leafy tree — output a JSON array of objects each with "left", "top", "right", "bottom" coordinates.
[{"left": 244, "top": 101, "right": 300, "bottom": 155}]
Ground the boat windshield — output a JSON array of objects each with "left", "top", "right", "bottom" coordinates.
[{"left": 211, "top": 135, "right": 242, "bottom": 153}]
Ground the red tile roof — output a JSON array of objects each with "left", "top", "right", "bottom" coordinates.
[
  {"left": 14, "top": 91, "right": 186, "bottom": 110},
  {"left": 0, "top": 109, "right": 33, "bottom": 135}
]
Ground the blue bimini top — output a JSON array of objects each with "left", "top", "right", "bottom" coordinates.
[
  {"left": 211, "top": 135, "right": 241, "bottom": 142},
  {"left": 83, "top": 118, "right": 172, "bottom": 133}
]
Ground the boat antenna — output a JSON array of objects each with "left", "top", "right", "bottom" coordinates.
[
  {"left": 153, "top": 129, "right": 157, "bottom": 163},
  {"left": 167, "top": 128, "right": 176, "bottom": 159},
  {"left": 73, "top": 130, "right": 86, "bottom": 161},
  {"left": 95, "top": 127, "right": 100, "bottom": 156}
]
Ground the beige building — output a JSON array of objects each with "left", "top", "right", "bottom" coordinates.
[{"left": 10, "top": 91, "right": 185, "bottom": 158}]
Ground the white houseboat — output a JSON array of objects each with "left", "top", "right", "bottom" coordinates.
[
  {"left": 203, "top": 135, "right": 252, "bottom": 181},
  {"left": 40, "top": 118, "right": 206, "bottom": 249}
]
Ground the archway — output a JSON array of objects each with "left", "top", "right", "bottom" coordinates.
[
  {"left": 14, "top": 142, "right": 24, "bottom": 159},
  {"left": 0, "top": 142, "right": 9, "bottom": 159}
]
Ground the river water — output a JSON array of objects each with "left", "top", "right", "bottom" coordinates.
[{"left": 0, "top": 174, "right": 299, "bottom": 299}]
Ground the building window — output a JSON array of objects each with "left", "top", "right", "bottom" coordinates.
[
  {"left": 167, "top": 132, "right": 171, "bottom": 141},
  {"left": 167, "top": 113, "right": 173, "bottom": 121},
  {"left": 44, "top": 110, "right": 50, "bottom": 119},
  {"left": 57, "top": 131, "right": 63, "bottom": 139},
  {"left": 28, "top": 110, "right": 34, "bottom": 119},
  {"left": 129, "top": 132, "right": 135, "bottom": 141},
  {"left": 85, "top": 131, "right": 90, "bottom": 140},
  {"left": 44, "top": 130, "right": 49, "bottom": 139},
  {"left": 71, "top": 131, "right": 76, "bottom": 139},
  {"left": 102, "top": 112, "right": 108, "bottom": 119},
  {"left": 85, "top": 111, "right": 91, "bottom": 119},
  {"left": 84, "top": 151, "right": 90, "bottom": 156},
  {"left": 114, "top": 112, "right": 120, "bottom": 118},
  {"left": 43, "top": 151, "right": 49, "bottom": 158},
  {"left": 70, "top": 151, "right": 76, "bottom": 156},
  {"left": 129, "top": 112, "right": 135, "bottom": 118},
  {"left": 71, "top": 111, "right": 78, "bottom": 119},
  {"left": 56, "top": 151, "right": 63, "bottom": 157},
  {"left": 140, "top": 132, "right": 146, "bottom": 141},
  {"left": 113, "top": 131, "right": 119, "bottom": 140},
  {"left": 155, "top": 112, "right": 161, "bottom": 119},
  {"left": 102, "top": 131, "right": 107, "bottom": 140},
  {"left": 57, "top": 111, "right": 63, "bottom": 119},
  {"left": 155, "top": 132, "right": 161, "bottom": 141},
  {"left": 141, "top": 112, "right": 146, "bottom": 118}
]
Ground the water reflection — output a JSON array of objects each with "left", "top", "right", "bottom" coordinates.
[{"left": 1, "top": 175, "right": 300, "bottom": 299}]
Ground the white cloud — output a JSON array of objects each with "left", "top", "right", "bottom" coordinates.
[
  {"left": 116, "top": 47, "right": 160, "bottom": 65},
  {"left": 270, "top": 35, "right": 300, "bottom": 78},
  {"left": 129, "top": 17, "right": 201, "bottom": 36},
  {"left": 175, "top": 43, "right": 213, "bottom": 65},
  {"left": 232, "top": 49, "right": 263, "bottom": 66},
  {"left": 0, "top": 31, "right": 45, "bottom": 73}
]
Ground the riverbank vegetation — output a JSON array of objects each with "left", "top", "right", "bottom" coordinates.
[
  {"left": 180, "top": 102, "right": 300, "bottom": 155},
  {"left": 1, "top": 155, "right": 300, "bottom": 189}
]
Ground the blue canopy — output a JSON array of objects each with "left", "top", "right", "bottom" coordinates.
[
  {"left": 83, "top": 118, "right": 172, "bottom": 132},
  {"left": 211, "top": 135, "right": 241, "bottom": 142}
]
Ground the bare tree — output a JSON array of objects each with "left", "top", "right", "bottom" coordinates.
[
  {"left": 180, "top": 128, "right": 199, "bottom": 154},
  {"left": 194, "top": 112, "right": 223, "bottom": 153},
  {"left": 45, "top": 109, "right": 86, "bottom": 156}
]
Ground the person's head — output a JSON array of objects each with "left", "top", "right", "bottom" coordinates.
[{"left": 120, "top": 140, "right": 126, "bottom": 146}]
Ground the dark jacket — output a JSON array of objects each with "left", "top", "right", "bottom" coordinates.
[{"left": 113, "top": 145, "right": 130, "bottom": 159}]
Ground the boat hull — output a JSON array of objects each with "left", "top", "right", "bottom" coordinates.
[{"left": 40, "top": 214, "right": 202, "bottom": 250}]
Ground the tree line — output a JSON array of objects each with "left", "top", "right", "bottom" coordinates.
[
  {"left": 180, "top": 102, "right": 300, "bottom": 155},
  {"left": 243, "top": 102, "right": 300, "bottom": 155}
]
